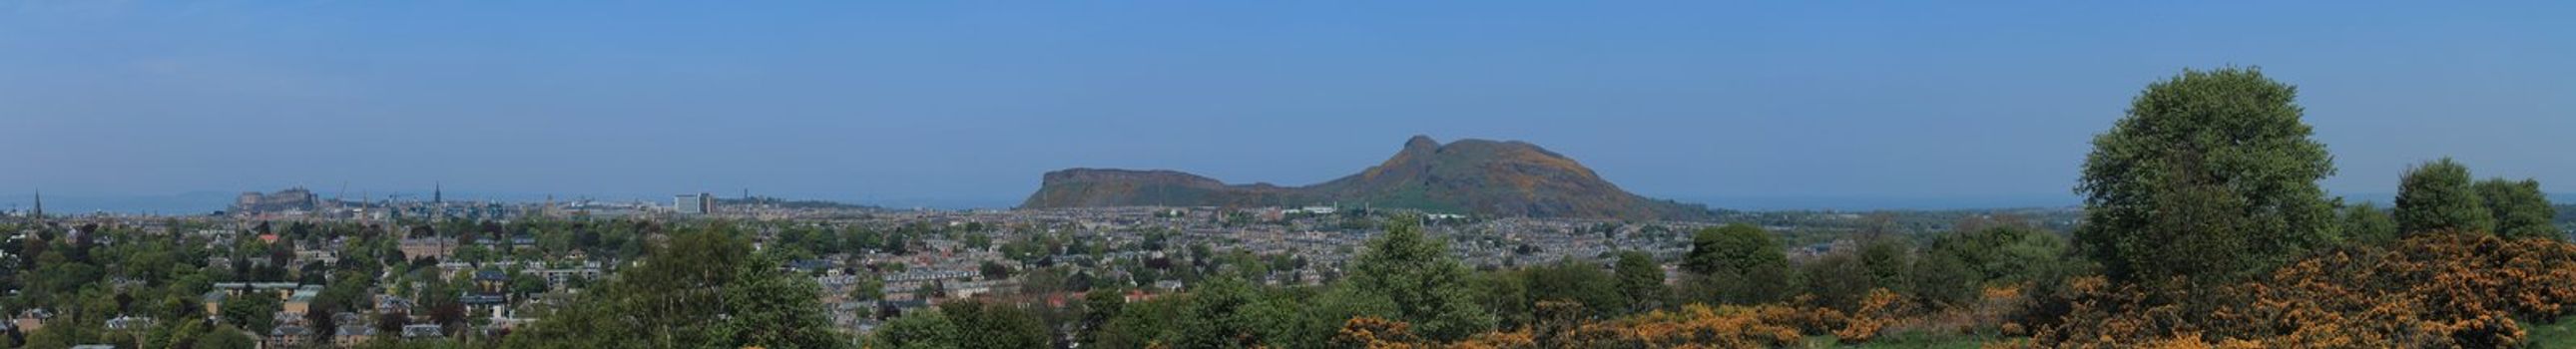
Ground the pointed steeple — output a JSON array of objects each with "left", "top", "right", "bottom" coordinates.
[
  {"left": 31, "top": 188, "right": 41, "bottom": 219},
  {"left": 434, "top": 182, "right": 443, "bottom": 204}
]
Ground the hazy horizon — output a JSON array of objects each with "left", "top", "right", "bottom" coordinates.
[
  {"left": 16, "top": 187, "right": 2576, "bottom": 214},
  {"left": 8, "top": 2, "right": 2573, "bottom": 213}
]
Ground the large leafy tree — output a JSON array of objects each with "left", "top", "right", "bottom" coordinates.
[
  {"left": 1174, "top": 276, "right": 1261, "bottom": 349},
  {"left": 1613, "top": 251, "right": 1665, "bottom": 314},
  {"left": 1076, "top": 288, "right": 1125, "bottom": 347},
  {"left": 1684, "top": 223, "right": 1791, "bottom": 304},
  {"left": 2339, "top": 201, "right": 2399, "bottom": 245},
  {"left": 1521, "top": 259, "right": 1624, "bottom": 319},
  {"left": 872, "top": 309, "right": 959, "bottom": 349},
  {"left": 2075, "top": 67, "right": 2338, "bottom": 283},
  {"left": 503, "top": 225, "right": 845, "bottom": 348},
  {"left": 941, "top": 300, "right": 1053, "bottom": 349},
  {"left": 1913, "top": 224, "right": 2077, "bottom": 307},
  {"left": 2475, "top": 177, "right": 2559, "bottom": 239},
  {"left": 1093, "top": 294, "right": 1189, "bottom": 349},
  {"left": 718, "top": 253, "right": 844, "bottom": 348},
  {"left": 1334, "top": 215, "right": 1494, "bottom": 341},
  {"left": 218, "top": 292, "right": 281, "bottom": 334},
  {"left": 2394, "top": 158, "right": 2491, "bottom": 235}
]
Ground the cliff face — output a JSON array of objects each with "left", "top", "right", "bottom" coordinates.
[{"left": 1020, "top": 136, "right": 1715, "bottom": 221}]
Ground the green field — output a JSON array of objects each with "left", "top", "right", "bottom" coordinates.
[{"left": 2529, "top": 315, "right": 2576, "bottom": 348}]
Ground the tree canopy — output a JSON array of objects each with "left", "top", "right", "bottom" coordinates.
[
  {"left": 1685, "top": 223, "right": 1792, "bottom": 305},
  {"left": 2075, "top": 67, "right": 2338, "bottom": 283},
  {"left": 1335, "top": 215, "right": 1496, "bottom": 341},
  {"left": 2340, "top": 201, "right": 2399, "bottom": 245},
  {"left": 2396, "top": 158, "right": 2493, "bottom": 235},
  {"left": 2476, "top": 177, "right": 2558, "bottom": 239},
  {"left": 503, "top": 225, "right": 844, "bottom": 349}
]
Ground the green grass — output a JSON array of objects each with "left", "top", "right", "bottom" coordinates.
[{"left": 2528, "top": 315, "right": 2576, "bottom": 348}]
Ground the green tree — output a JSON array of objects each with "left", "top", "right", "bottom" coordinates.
[
  {"left": 873, "top": 310, "right": 959, "bottom": 349},
  {"left": 508, "top": 271, "right": 547, "bottom": 297},
  {"left": 1096, "top": 296, "right": 1187, "bottom": 349},
  {"left": 1334, "top": 216, "right": 1494, "bottom": 341},
  {"left": 1235, "top": 285, "right": 1341, "bottom": 349},
  {"left": 2395, "top": 158, "right": 2491, "bottom": 234},
  {"left": 1174, "top": 276, "right": 1260, "bottom": 348},
  {"left": 1916, "top": 222, "right": 2080, "bottom": 309},
  {"left": 1465, "top": 269, "right": 1533, "bottom": 329},
  {"left": 979, "top": 260, "right": 1013, "bottom": 280},
  {"left": 849, "top": 271, "right": 886, "bottom": 301},
  {"left": 1612, "top": 251, "right": 1665, "bottom": 313},
  {"left": 2476, "top": 177, "right": 2559, "bottom": 239},
  {"left": 2339, "top": 201, "right": 2399, "bottom": 244},
  {"left": 503, "top": 226, "right": 846, "bottom": 348},
  {"left": 942, "top": 300, "right": 1052, "bottom": 349},
  {"left": 1909, "top": 247, "right": 1979, "bottom": 307},
  {"left": 194, "top": 325, "right": 258, "bottom": 349},
  {"left": 1077, "top": 288, "right": 1126, "bottom": 347},
  {"left": 218, "top": 293, "right": 281, "bottom": 334},
  {"left": 1856, "top": 236, "right": 1912, "bottom": 293},
  {"left": 2076, "top": 67, "right": 2338, "bottom": 283},
  {"left": 1684, "top": 223, "right": 1792, "bottom": 304},
  {"left": 1799, "top": 250, "right": 1873, "bottom": 311},
  {"left": 719, "top": 253, "right": 843, "bottom": 348},
  {"left": 1521, "top": 259, "right": 1623, "bottom": 319},
  {"left": 964, "top": 233, "right": 993, "bottom": 251}
]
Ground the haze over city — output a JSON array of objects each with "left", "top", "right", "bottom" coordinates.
[{"left": 6, "top": 1, "right": 2573, "bottom": 211}]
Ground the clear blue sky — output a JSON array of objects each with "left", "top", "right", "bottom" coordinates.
[{"left": 5, "top": 1, "right": 2572, "bottom": 210}]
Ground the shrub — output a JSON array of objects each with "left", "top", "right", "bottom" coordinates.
[{"left": 2034, "top": 231, "right": 2576, "bottom": 348}]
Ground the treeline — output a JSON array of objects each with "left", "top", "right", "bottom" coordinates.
[
  {"left": 478, "top": 212, "right": 2088, "bottom": 348},
  {"left": 824, "top": 214, "right": 2089, "bottom": 349}
]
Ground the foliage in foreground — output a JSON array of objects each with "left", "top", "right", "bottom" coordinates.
[
  {"left": 1340, "top": 231, "right": 2576, "bottom": 349},
  {"left": 1340, "top": 289, "right": 1917, "bottom": 349},
  {"left": 2032, "top": 232, "right": 2576, "bottom": 348}
]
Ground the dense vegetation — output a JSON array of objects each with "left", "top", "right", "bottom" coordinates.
[{"left": 500, "top": 224, "right": 840, "bottom": 348}]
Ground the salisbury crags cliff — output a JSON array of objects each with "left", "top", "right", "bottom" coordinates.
[{"left": 1020, "top": 136, "right": 1715, "bottom": 221}]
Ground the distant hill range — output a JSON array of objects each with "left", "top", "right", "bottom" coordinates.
[{"left": 1021, "top": 136, "right": 1716, "bottom": 220}]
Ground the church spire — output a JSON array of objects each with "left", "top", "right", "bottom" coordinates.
[{"left": 30, "top": 188, "right": 42, "bottom": 220}]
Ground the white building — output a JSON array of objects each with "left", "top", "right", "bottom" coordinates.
[{"left": 675, "top": 193, "right": 713, "bottom": 214}]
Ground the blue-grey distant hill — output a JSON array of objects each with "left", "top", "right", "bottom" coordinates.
[{"left": 1021, "top": 136, "right": 1718, "bottom": 221}]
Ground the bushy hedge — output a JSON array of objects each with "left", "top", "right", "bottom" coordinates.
[{"left": 2032, "top": 231, "right": 2576, "bottom": 348}]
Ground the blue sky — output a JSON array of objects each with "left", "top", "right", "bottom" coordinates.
[{"left": 4, "top": 1, "right": 2572, "bottom": 210}]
